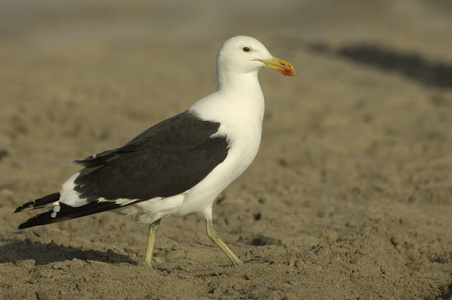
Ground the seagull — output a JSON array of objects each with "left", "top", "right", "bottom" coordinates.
[{"left": 15, "top": 36, "right": 296, "bottom": 267}]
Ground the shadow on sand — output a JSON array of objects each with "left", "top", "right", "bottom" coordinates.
[{"left": 0, "top": 238, "right": 138, "bottom": 266}]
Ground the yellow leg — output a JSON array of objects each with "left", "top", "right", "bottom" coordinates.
[
  {"left": 144, "top": 220, "right": 160, "bottom": 267},
  {"left": 206, "top": 220, "right": 243, "bottom": 266}
]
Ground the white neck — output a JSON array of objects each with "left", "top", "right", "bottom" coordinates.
[
  {"left": 216, "top": 68, "right": 260, "bottom": 92},
  {"left": 189, "top": 69, "right": 265, "bottom": 130}
]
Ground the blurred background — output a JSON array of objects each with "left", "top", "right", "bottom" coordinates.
[{"left": 2, "top": 0, "right": 451, "bottom": 60}]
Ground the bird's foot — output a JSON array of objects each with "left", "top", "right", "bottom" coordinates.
[
  {"left": 142, "top": 260, "right": 153, "bottom": 268},
  {"left": 231, "top": 258, "right": 243, "bottom": 266}
]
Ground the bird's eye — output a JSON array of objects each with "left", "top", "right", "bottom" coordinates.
[{"left": 242, "top": 47, "right": 251, "bottom": 52}]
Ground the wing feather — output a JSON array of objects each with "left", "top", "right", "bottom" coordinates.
[{"left": 73, "top": 111, "right": 229, "bottom": 201}]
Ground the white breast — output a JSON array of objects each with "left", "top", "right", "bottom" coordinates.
[{"left": 174, "top": 85, "right": 265, "bottom": 220}]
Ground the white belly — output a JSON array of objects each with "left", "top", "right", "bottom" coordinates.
[{"left": 175, "top": 124, "right": 262, "bottom": 220}]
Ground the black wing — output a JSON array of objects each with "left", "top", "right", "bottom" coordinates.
[{"left": 73, "top": 111, "right": 229, "bottom": 201}]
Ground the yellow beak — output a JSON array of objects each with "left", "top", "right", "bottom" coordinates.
[{"left": 255, "top": 55, "right": 296, "bottom": 76}]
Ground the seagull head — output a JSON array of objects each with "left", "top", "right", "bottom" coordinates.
[{"left": 216, "top": 36, "right": 296, "bottom": 77}]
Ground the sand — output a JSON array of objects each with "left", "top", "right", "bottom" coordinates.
[{"left": 1, "top": 1, "right": 451, "bottom": 299}]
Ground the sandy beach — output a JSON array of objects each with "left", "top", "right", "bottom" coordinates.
[{"left": 1, "top": 1, "right": 451, "bottom": 299}]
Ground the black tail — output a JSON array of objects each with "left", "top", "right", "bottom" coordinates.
[
  {"left": 14, "top": 193, "right": 61, "bottom": 213},
  {"left": 18, "top": 201, "right": 123, "bottom": 229},
  {"left": 16, "top": 193, "right": 127, "bottom": 229}
]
